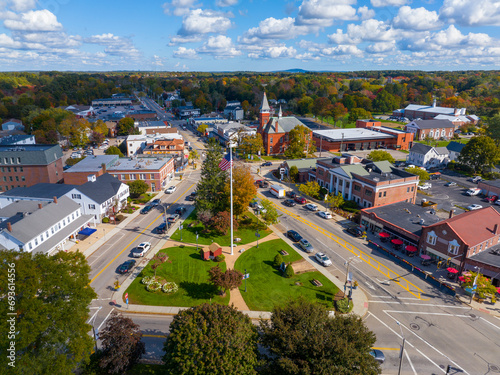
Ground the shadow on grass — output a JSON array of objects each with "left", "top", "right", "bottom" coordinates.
[{"left": 180, "top": 281, "right": 219, "bottom": 300}]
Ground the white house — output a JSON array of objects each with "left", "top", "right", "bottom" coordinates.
[
  {"left": 0, "top": 196, "right": 94, "bottom": 254},
  {"left": 1, "top": 119, "right": 24, "bottom": 131},
  {"left": 407, "top": 143, "right": 449, "bottom": 169},
  {"left": 446, "top": 141, "right": 467, "bottom": 162},
  {"left": 212, "top": 122, "right": 255, "bottom": 145}
]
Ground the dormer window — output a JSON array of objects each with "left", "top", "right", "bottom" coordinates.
[{"left": 427, "top": 230, "right": 437, "bottom": 245}]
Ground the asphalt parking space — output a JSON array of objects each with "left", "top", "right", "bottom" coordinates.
[{"left": 417, "top": 179, "right": 494, "bottom": 215}]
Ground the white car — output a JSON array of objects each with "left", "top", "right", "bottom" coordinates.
[
  {"left": 418, "top": 183, "right": 432, "bottom": 190},
  {"left": 165, "top": 186, "right": 177, "bottom": 194},
  {"left": 318, "top": 211, "right": 332, "bottom": 219},
  {"left": 466, "top": 188, "right": 481, "bottom": 196},
  {"left": 305, "top": 203, "right": 318, "bottom": 211},
  {"left": 467, "top": 204, "right": 483, "bottom": 211},
  {"left": 315, "top": 252, "right": 332, "bottom": 267},
  {"left": 132, "top": 242, "right": 151, "bottom": 257}
]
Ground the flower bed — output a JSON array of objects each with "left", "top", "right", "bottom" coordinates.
[{"left": 162, "top": 282, "right": 179, "bottom": 294}]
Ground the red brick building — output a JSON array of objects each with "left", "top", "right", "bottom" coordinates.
[
  {"left": 143, "top": 139, "right": 184, "bottom": 155},
  {"left": 257, "top": 93, "right": 313, "bottom": 155},
  {"left": 0, "top": 144, "right": 64, "bottom": 192},
  {"left": 404, "top": 119, "right": 455, "bottom": 140}
]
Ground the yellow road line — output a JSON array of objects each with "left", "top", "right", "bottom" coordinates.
[
  {"left": 90, "top": 183, "right": 195, "bottom": 285},
  {"left": 142, "top": 334, "right": 167, "bottom": 338},
  {"left": 259, "top": 193, "right": 426, "bottom": 300},
  {"left": 372, "top": 347, "right": 400, "bottom": 351}
]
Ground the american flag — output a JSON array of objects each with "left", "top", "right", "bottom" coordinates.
[{"left": 219, "top": 153, "right": 233, "bottom": 171}]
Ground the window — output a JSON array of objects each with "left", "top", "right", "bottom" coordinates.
[
  {"left": 29, "top": 242, "right": 33, "bottom": 250},
  {"left": 270, "top": 137, "right": 273, "bottom": 143},
  {"left": 427, "top": 231, "right": 437, "bottom": 245},
  {"left": 40, "top": 234, "right": 44, "bottom": 242},
  {"left": 365, "top": 189, "right": 372, "bottom": 196},
  {"left": 20, "top": 167, "right": 23, "bottom": 172},
  {"left": 71, "top": 213, "right": 75, "bottom": 220},
  {"left": 34, "top": 238, "right": 38, "bottom": 246},
  {"left": 379, "top": 192, "right": 382, "bottom": 197},
  {"left": 17, "top": 157, "right": 20, "bottom": 164},
  {"left": 21, "top": 176, "right": 25, "bottom": 181},
  {"left": 89, "top": 204, "right": 96, "bottom": 210},
  {"left": 411, "top": 186, "right": 414, "bottom": 192},
  {"left": 140, "top": 174, "right": 146, "bottom": 180},
  {"left": 13, "top": 167, "right": 17, "bottom": 172},
  {"left": 407, "top": 187, "right": 410, "bottom": 192},
  {"left": 72, "top": 194, "right": 81, "bottom": 199},
  {"left": 383, "top": 191, "right": 386, "bottom": 197},
  {"left": 7, "top": 167, "right": 11, "bottom": 172},
  {"left": 354, "top": 185, "right": 361, "bottom": 192},
  {"left": 121, "top": 174, "right": 126, "bottom": 180},
  {"left": 448, "top": 240, "right": 460, "bottom": 255},
  {"left": 51, "top": 227, "right": 54, "bottom": 234},
  {"left": 9, "top": 176, "right": 13, "bottom": 182}
]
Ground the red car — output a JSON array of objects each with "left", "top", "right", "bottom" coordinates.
[
  {"left": 294, "top": 196, "right": 307, "bottom": 204},
  {"left": 484, "top": 195, "right": 498, "bottom": 203}
]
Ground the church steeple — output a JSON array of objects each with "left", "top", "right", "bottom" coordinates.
[
  {"left": 278, "top": 105, "right": 282, "bottom": 118},
  {"left": 260, "top": 92, "right": 270, "bottom": 112},
  {"left": 258, "top": 92, "right": 271, "bottom": 132}
]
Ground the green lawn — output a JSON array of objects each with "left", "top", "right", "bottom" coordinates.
[
  {"left": 234, "top": 239, "right": 339, "bottom": 311},
  {"left": 125, "top": 246, "right": 230, "bottom": 307},
  {"left": 261, "top": 155, "right": 284, "bottom": 161},
  {"left": 170, "top": 210, "right": 272, "bottom": 246},
  {"left": 415, "top": 138, "right": 470, "bottom": 148}
]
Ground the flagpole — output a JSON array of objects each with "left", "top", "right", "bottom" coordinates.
[{"left": 230, "top": 143, "right": 234, "bottom": 256}]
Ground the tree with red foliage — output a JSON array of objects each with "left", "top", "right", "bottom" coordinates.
[
  {"left": 208, "top": 265, "right": 243, "bottom": 296},
  {"left": 209, "top": 211, "right": 238, "bottom": 235}
]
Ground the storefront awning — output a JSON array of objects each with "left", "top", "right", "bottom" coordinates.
[{"left": 78, "top": 227, "right": 97, "bottom": 236}]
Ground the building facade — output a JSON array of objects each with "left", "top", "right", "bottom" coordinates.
[
  {"left": 407, "top": 143, "right": 449, "bottom": 169},
  {"left": 143, "top": 139, "right": 185, "bottom": 155},
  {"left": 405, "top": 119, "right": 455, "bottom": 141}
]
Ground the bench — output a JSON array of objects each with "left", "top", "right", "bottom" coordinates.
[
  {"left": 279, "top": 250, "right": 289, "bottom": 256},
  {"left": 311, "top": 279, "right": 323, "bottom": 287}
]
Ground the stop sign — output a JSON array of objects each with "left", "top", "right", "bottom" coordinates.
[{"left": 124, "top": 293, "right": 128, "bottom": 299}]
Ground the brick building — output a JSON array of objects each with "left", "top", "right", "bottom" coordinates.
[
  {"left": 143, "top": 139, "right": 184, "bottom": 155},
  {"left": 315, "top": 157, "right": 419, "bottom": 208},
  {"left": 126, "top": 110, "right": 157, "bottom": 121},
  {"left": 0, "top": 144, "right": 64, "bottom": 192},
  {"left": 257, "top": 93, "right": 312, "bottom": 155},
  {"left": 405, "top": 119, "right": 455, "bottom": 140}
]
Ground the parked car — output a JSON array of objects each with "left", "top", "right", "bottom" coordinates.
[
  {"left": 347, "top": 226, "right": 364, "bottom": 237},
  {"left": 150, "top": 199, "right": 161, "bottom": 207},
  {"left": 294, "top": 196, "right": 307, "bottom": 204},
  {"left": 154, "top": 222, "right": 167, "bottom": 234},
  {"left": 466, "top": 188, "right": 481, "bottom": 196},
  {"left": 315, "top": 252, "right": 332, "bottom": 267},
  {"left": 299, "top": 238, "right": 314, "bottom": 253},
  {"left": 140, "top": 205, "right": 153, "bottom": 214},
  {"left": 117, "top": 259, "right": 136, "bottom": 274},
  {"left": 165, "top": 185, "right": 176, "bottom": 194},
  {"left": 286, "top": 230, "right": 302, "bottom": 242},
  {"left": 167, "top": 214, "right": 180, "bottom": 223},
  {"left": 318, "top": 211, "right": 332, "bottom": 219},
  {"left": 283, "top": 199, "right": 296, "bottom": 207},
  {"left": 444, "top": 181, "right": 457, "bottom": 187},
  {"left": 174, "top": 207, "right": 186, "bottom": 215},
  {"left": 259, "top": 180, "right": 269, "bottom": 188},
  {"left": 304, "top": 203, "right": 318, "bottom": 211},
  {"left": 186, "top": 192, "right": 196, "bottom": 201},
  {"left": 261, "top": 161, "right": 272, "bottom": 167},
  {"left": 418, "top": 183, "right": 432, "bottom": 190},
  {"left": 470, "top": 176, "right": 483, "bottom": 183},
  {"left": 467, "top": 204, "right": 483, "bottom": 211},
  {"left": 132, "top": 242, "right": 152, "bottom": 257},
  {"left": 369, "top": 349, "right": 385, "bottom": 364},
  {"left": 484, "top": 195, "right": 498, "bottom": 203},
  {"left": 286, "top": 191, "right": 297, "bottom": 199}
]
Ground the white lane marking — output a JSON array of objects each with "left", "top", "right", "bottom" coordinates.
[
  {"left": 368, "top": 301, "right": 470, "bottom": 309},
  {"left": 405, "top": 348, "right": 418, "bottom": 375},
  {"left": 479, "top": 317, "right": 500, "bottom": 331},
  {"left": 366, "top": 312, "right": 446, "bottom": 374},
  {"left": 365, "top": 282, "right": 376, "bottom": 290},
  {"left": 384, "top": 310, "right": 469, "bottom": 317},
  {"left": 371, "top": 296, "right": 420, "bottom": 300},
  {"left": 383, "top": 311, "right": 470, "bottom": 375},
  {"left": 92, "top": 298, "right": 112, "bottom": 301},
  {"left": 97, "top": 307, "right": 115, "bottom": 331},
  {"left": 87, "top": 309, "right": 101, "bottom": 324}
]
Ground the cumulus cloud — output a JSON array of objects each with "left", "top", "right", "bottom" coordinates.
[
  {"left": 85, "top": 33, "right": 140, "bottom": 58},
  {"left": 242, "top": 17, "right": 310, "bottom": 40},
  {"left": 366, "top": 41, "right": 396, "bottom": 53},
  {"left": 328, "top": 19, "right": 395, "bottom": 44},
  {"left": 404, "top": 25, "right": 492, "bottom": 51},
  {"left": 177, "top": 9, "right": 232, "bottom": 36},
  {"left": 249, "top": 45, "right": 297, "bottom": 59},
  {"left": 370, "top": 0, "right": 408, "bottom": 7},
  {"left": 320, "top": 44, "right": 364, "bottom": 56},
  {"left": 216, "top": 0, "right": 238, "bottom": 6},
  {"left": 297, "top": 0, "right": 357, "bottom": 27},
  {"left": 393, "top": 6, "right": 442, "bottom": 31},
  {"left": 163, "top": 0, "right": 201, "bottom": 17},
  {"left": 9, "top": 0, "right": 36, "bottom": 12},
  {"left": 0, "top": 33, "right": 22, "bottom": 48},
  {"left": 198, "top": 35, "right": 241, "bottom": 58},
  {"left": 357, "top": 6, "right": 375, "bottom": 20},
  {"left": 439, "top": 0, "right": 500, "bottom": 26},
  {"left": 173, "top": 46, "right": 199, "bottom": 59},
  {"left": 4, "top": 10, "right": 62, "bottom": 31},
  {"left": 16, "top": 31, "right": 81, "bottom": 49}
]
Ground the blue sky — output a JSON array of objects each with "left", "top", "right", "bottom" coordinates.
[{"left": 0, "top": 0, "right": 498, "bottom": 71}]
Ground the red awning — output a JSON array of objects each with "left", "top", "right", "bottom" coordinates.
[
  {"left": 420, "top": 254, "right": 431, "bottom": 260},
  {"left": 405, "top": 245, "right": 417, "bottom": 252},
  {"left": 497, "top": 287, "right": 500, "bottom": 294},
  {"left": 458, "top": 276, "right": 465, "bottom": 282},
  {"left": 379, "top": 232, "right": 390, "bottom": 238},
  {"left": 391, "top": 239, "right": 404, "bottom": 245},
  {"left": 447, "top": 267, "right": 458, "bottom": 274}
]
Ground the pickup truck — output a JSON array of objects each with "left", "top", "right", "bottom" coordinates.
[{"left": 466, "top": 188, "right": 482, "bottom": 196}]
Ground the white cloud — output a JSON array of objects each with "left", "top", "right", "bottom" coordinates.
[
  {"left": 0, "top": 33, "right": 22, "bottom": 48},
  {"left": 173, "top": 46, "right": 199, "bottom": 59},
  {"left": 162, "top": 0, "right": 200, "bottom": 17},
  {"left": 366, "top": 41, "right": 396, "bottom": 53},
  {"left": 242, "top": 17, "right": 310, "bottom": 40},
  {"left": 321, "top": 44, "right": 364, "bottom": 56},
  {"left": 85, "top": 33, "right": 140, "bottom": 58},
  {"left": 370, "top": 0, "right": 408, "bottom": 7},
  {"left": 174, "top": 62, "right": 190, "bottom": 70},
  {"left": 439, "top": 0, "right": 500, "bottom": 26},
  {"left": 4, "top": 10, "right": 62, "bottom": 31},
  {"left": 404, "top": 25, "right": 492, "bottom": 51},
  {"left": 216, "top": 0, "right": 238, "bottom": 6},
  {"left": 198, "top": 35, "right": 241, "bottom": 58},
  {"left": 9, "top": 0, "right": 36, "bottom": 12},
  {"left": 177, "top": 9, "right": 232, "bottom": 36},
  {"left": 297, "top": 0, "right": 358, "bottom": 27},
  {"left": 17, "top": 31, "right": 81, "bottom": 49},
  {"left": 393, "top": 6, "right": 442, "bottom": 31},
  {"left": 328, "top": 19, "right": 395, "bottom": 44},
  {"left": 249, "top": 45, "right": 297, "bottom": 59},
  {"left": 357, "top": 6, "right": 375, "bottom": 20}
]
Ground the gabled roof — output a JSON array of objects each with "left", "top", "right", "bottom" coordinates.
[
  {"left": 0, "top": 200, "right": 50, "bottom": 220},
  {"left": 336, "top": 164, "right": 370, "bottom": 179},
  {"left": 408, "top": 119, "right": 455, "bottom": 129},
  {"left": 285, "top": 158, "right": 329, "bottom": 170},
  {"left": 409, "top": 143, "right": 434, "bottom": 155},
  {"left": 0, "top": 144, "right": 63, "bottom": 165},
  {"left": 373, "top": 160, "right": 393, "bottom": 173},
  {"left": 435, "top": 147, "right": 449, "bottom": 155},
  {"left": 447, "top": 141, "right": 466, "bottom": 153},
  {"left": 1, "top": 183, "right": 76, "bottom": 199},
  {"left": 262, "top": 116, "right": 308, "bottom": 134},
  {"left": 425, "top": 206, "right": 500, "bottom": 246},
  {"left": 77, "top": 173, "right": 125, "bottom": 205},
  {"left": 434, "top": 114, "right": 470, "bottom": 122}
]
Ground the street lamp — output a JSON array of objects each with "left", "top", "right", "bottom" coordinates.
[
  {"left": 396, "top": 321, "right": 406, "bottom": 375},
  {"left": 344, "top": 255, "right": 360, "bottom": 296}
]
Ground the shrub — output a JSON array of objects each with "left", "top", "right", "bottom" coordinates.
[
  {"left": 115, "top": 214, "right": 125, "bottom": 222},
  {"left": 491, "top": 296, "right": 497, "bottom": 304},
  {"left": 147, "top": 281, "right": 162, "bottom": 292},
  {"left": 102, "top": 217, "right": 110, "bottom": 223},
  {"left": 162, "top": 282, "right": 179, "bottom": 294},
  {"left": 284, "top": 264, "right": 294, "bottom": 278},
  {"left": 141, "top": 276, "right": 154, "bottom": 285},
  {"left": 335, "top": 297, "right": 350, "bottom": 313},
  {"left": 273, "top": 253, "right": 284, "bottom": 268},
  {"left": 214, "top": 254, "right": 225, "bottom": 262}
]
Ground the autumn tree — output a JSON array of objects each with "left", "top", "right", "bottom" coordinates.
[
  {"left": 163, "top": 303, "right": 258, "bottom": 374},
  {"left": 260, "top": 297, "right": 379, "bottom": 375},
  {"left": 458, "top": 135, "right": 500, "bottom": 173},
  {"left": 117, "top": 117, "right": 136, "bottom": 136},
  {"left": 197, "top": 123, "right": 208, "bottom": 135},
  {"left": 151, "top": 252, "right": 169, "bottom": 279},
  {"left": 285, "top": 125, "right": 314, "bottom": 159},
  {"left": 367, "top": 150, "right": 395, "bottom": 163},
  {"left": 239, "top": 133, "right": 264, "bottom": 156},
  {"left": 94, "top": 312, "right": 145, "bottom": 374},
  {"left": 209, "top": 211, "right": 237, "bottom": 235},
  {"left": 298, "top": 180, "right": 321, "bottom": 199},
  {"left": 486, "top": 113, "right": 500, "bottom": 141},
  {"left": 405, "top": 167, "right": 430, "bottom": 181},
  {"left": 208, "top": 265, "right": 243, "bottom": 296},
  {"left": 326, "top": 192, "right": 344, "bottom": 212},
  {"left": 261, "top": 199, "right": 280, "bottom": 225},
  {"left": 348, "top": 108, "right": 372, "bottom": 122},
  {"left": 226, "top": 165, "right": 256, "bottom": 217},
  {"left": 289, "top": 165, "right": 299, "bottom": 182}
]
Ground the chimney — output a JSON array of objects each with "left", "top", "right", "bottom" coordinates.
[
  {"left": 38, "top": 203, "right": 42, "bottom": 209},
  {"left": 7, "top": 222, "right": 12, "bottom": 232},
  {"left": 53, "top": 196, "right": 58, "bottom": 204},
  {"left": 275, "top": 120, "right": 279, "bottom": 133},
  {"left": 449, "top": 209, "right": 454, "bottom": 219},
  {"left": 433, "top": 98, "right": 436, "bottom": 108},
  {"left": 102, "top": 163, "right": 107, "bottom": 173},
  {"left": 494, "top": 224, "right": 499, "bottom": 235}
]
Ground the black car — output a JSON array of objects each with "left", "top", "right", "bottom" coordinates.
[
  {"left": 155, "top": 222, "right": 167, "bottom": 234},
  {"left": 140, "top": 205, "right": 153, "bottom": 214},
  {"left": 150, "top": 199, "right": 161, "bottom": 207},
  {"left": 286, "top": 191, "right": 297, "bottom": 199},
  {"left": 259, "top": 180, "right": 269, "bottom": 188},
  {"left": 261, "top": 161, "right": 272, "bottom": 166},
  {"left": 286, "top": 230, "right": 302, "bottom": 242},
  {"left": 283, "top": 199, "right": 296, "bottom": 207},
  {"left": 347, "top": 226, "right": 364, "bottom": 237},
  {"left": 117, "top": 260, "right": 136, "bottom": 274},
  {"left": 175, "top": 207, "right": 186, "bottom": 215}
]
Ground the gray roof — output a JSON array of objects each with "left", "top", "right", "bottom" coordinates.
[
  {"left": 405, "top": 104, "right": 464, "bottom": 115},
  {"left": 77, "top": 174, "right": 124, "bottom": 204},
  {"left": 108, "top": 156, "right": 172, "bottom": 171},
  {"left": 285, "top": 158, "right": 330, "bottom": 170},
  {"left": 0, "top": 135, "right": 33, "bottom": 145},
  {"left": 409, "top": 119, "right": 455, "bottom": 129},
  {"left": 362, "top": 201, "right": 443, "bottom": 237},
  {"left": 314, "top": 128, "right": 395, "bottom": 141},
  {"left": 64, "top": 155, "right": 118, "bottom": 173},
  {"left": 260, "top": 93, "right": 270, "bottom": 112},
  {"left": 435, "top": 147, "right": 449, "bottom": 155},
  {"left": 447, "top": 141, "right": 466, "bottom": 153},
  {"left": 468, "top": 245, "right": 500, "bottom": 269},
  {"left": 0, "top": 144, "right": 63, "bottom": 165},
  {"left": 0, "top": 196, "right": 81, "bottom": 244},
  {"left": 263, "top": 116, "right": 308, "bottom": 134},
  {"left": 137, "top": 120, "right": 167, "bottom": 128},
  {"left": 1, "top": 183, "right": 76, "bottom": 200},
  {"left": 0, "top": 200, "right": 49, "bottom": 220},
  {"left": 409, "top": 143, "right": 433, "bottom": 155}
]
